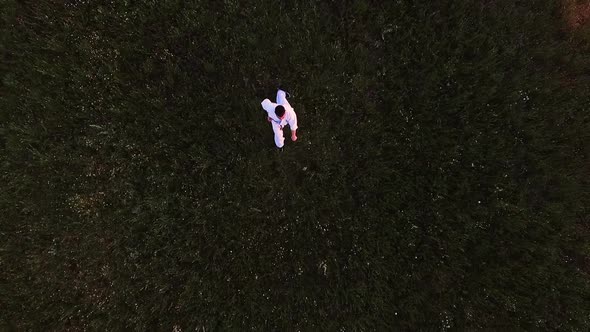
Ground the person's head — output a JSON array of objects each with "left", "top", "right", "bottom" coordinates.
[{"left": 275, "top": 105, "right": 286, "bottom": 119}]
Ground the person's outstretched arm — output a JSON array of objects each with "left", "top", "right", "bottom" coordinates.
[{"left": 288, "top": 111, "right": 298, "bottom": 141}]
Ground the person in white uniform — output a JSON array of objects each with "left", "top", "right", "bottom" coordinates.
[{"left": 261, "top": 89, "right": 298, "bottom": 148}]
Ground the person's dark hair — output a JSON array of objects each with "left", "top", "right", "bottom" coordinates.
[{"left": 275, "top": 105, "right": 285, "bottom": 117}]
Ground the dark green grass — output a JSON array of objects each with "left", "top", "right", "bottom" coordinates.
[{"left": 1, "top": 0, "right": 589, "bottom": 330}]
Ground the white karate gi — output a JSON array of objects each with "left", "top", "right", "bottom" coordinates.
[{"left": 261, "top": 90, "right": 298, "bottom": 148}]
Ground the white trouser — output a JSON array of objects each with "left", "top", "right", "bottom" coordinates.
[
  {"left": 276, "top": 89, "right": 291, "bottom": 107},
  {"left": 272, "top": 89, "right": 290, "bottom": 148},
  {"left": 272, "top": 121, "right": 284, "bottom": 148}
]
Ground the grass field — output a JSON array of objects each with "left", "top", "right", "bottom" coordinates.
[{"left": 2, "top": 0, "right": 590, "bottom": 330}]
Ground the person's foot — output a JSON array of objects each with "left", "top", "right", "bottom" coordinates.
[{"left": 278, "top": 84, "right": 292, "bottom": 98}]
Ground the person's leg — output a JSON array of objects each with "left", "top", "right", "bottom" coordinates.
[
  {"left": 272, "top": 122, "right": 285, "bottom": 148},
  {"left": 276, "top": 89, "right": 291, "bottom": 107}
]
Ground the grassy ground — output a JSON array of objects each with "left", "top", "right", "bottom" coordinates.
[{"left": 2, "top": 0, "right": 590, "bottom": 330}]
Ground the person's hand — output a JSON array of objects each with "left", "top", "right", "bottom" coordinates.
[{"left": 291, "top": 134, "right": 297, "bottom": 141}]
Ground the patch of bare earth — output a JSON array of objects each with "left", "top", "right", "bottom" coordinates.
[{"left": 563, "top": 0, "right": 590, "bottom": 30}]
